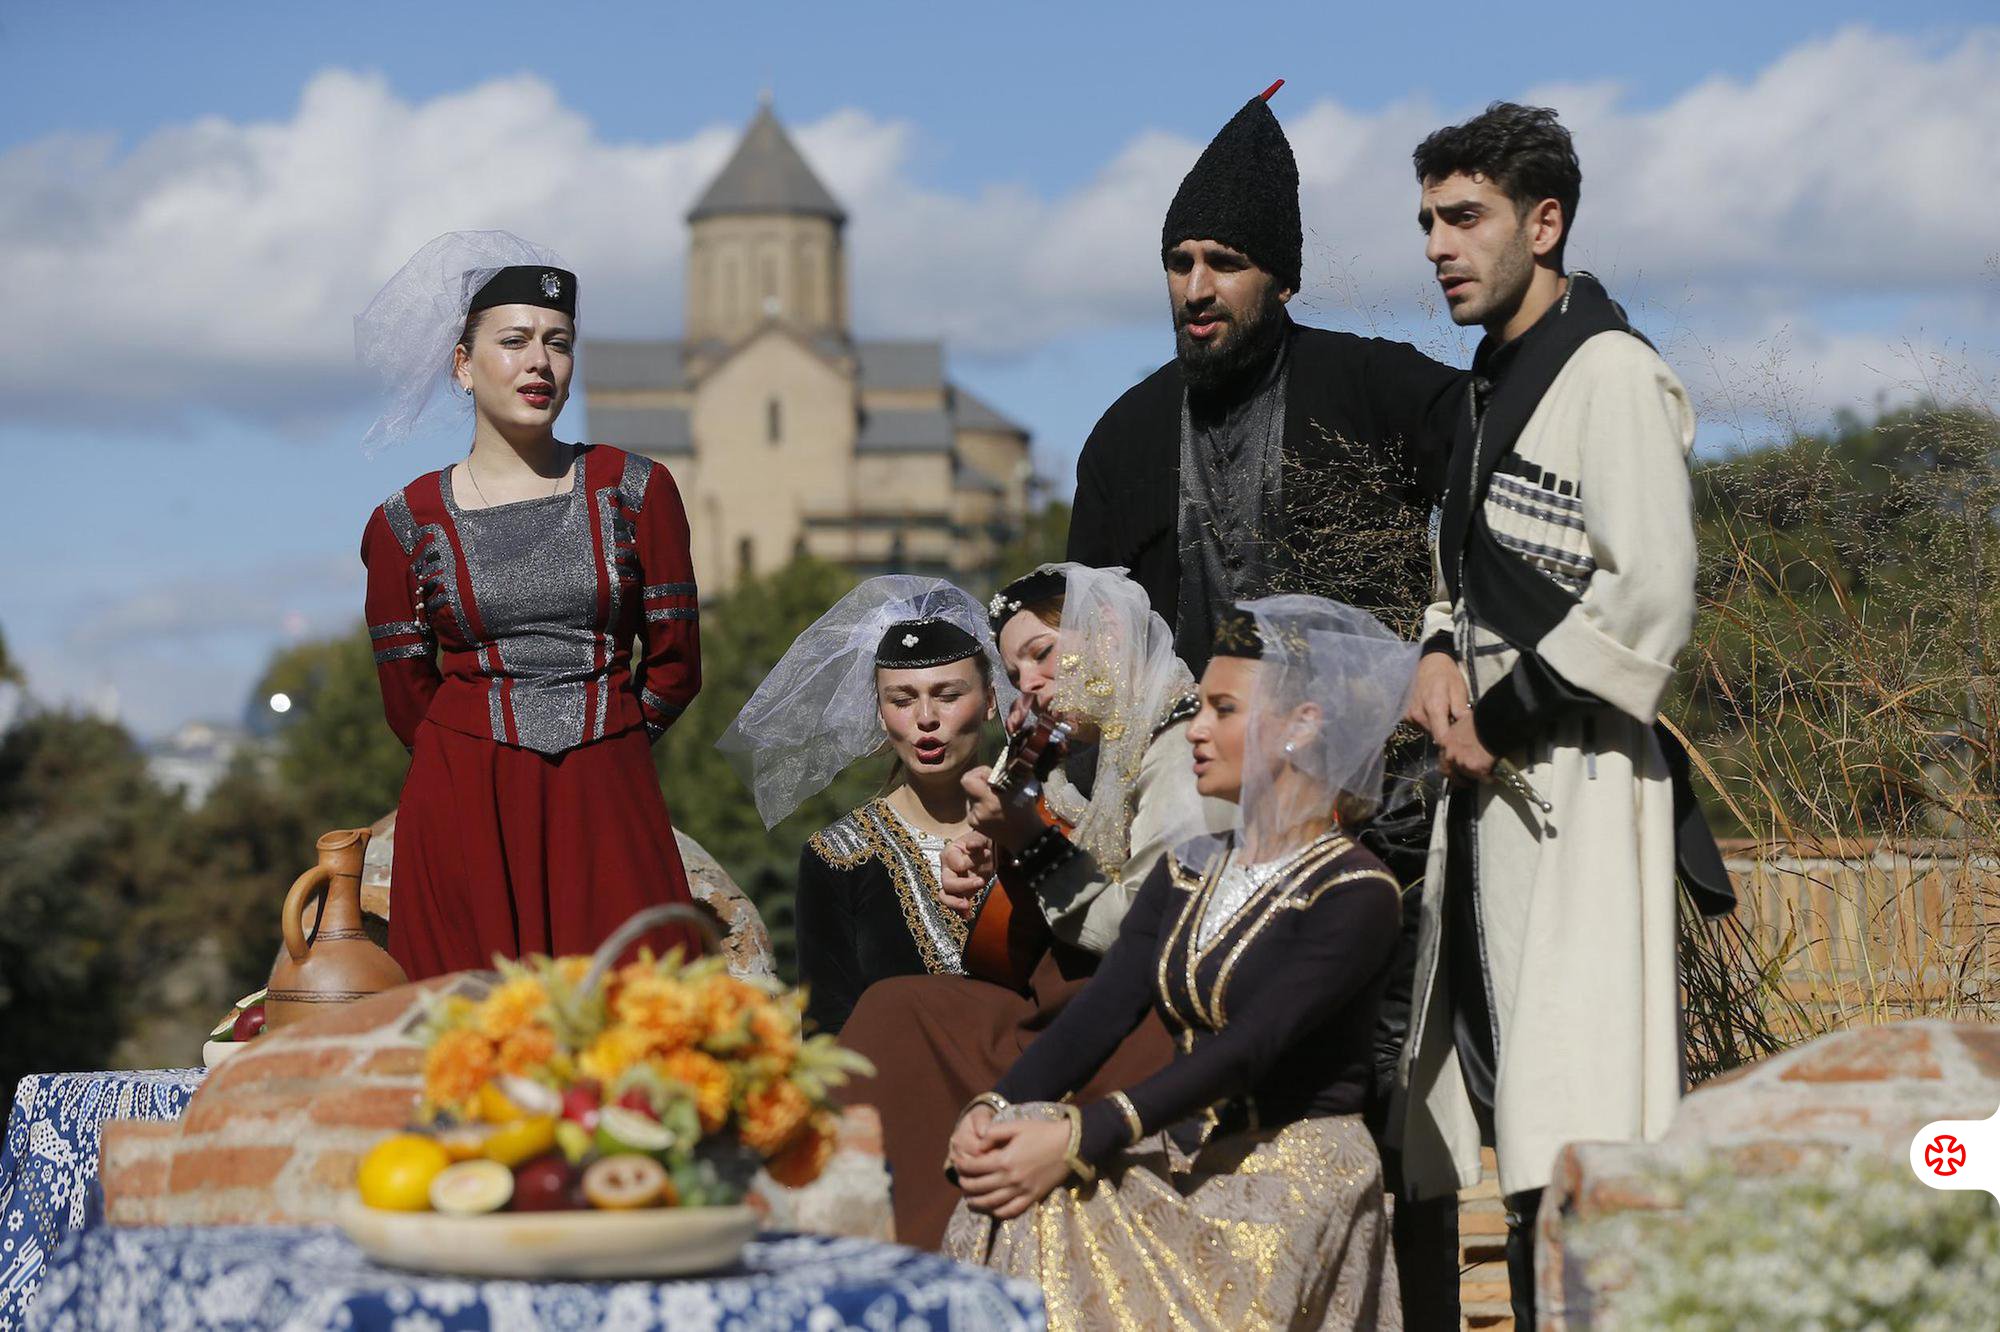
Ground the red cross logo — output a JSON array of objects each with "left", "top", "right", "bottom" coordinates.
[{"left": 1925, "top": 1134, "right": 1967, "bottom": 1177}]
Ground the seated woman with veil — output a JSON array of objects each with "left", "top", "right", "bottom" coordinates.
[
  {"left": 835, "top": 562, "right": 1232, "bottom": 1249},
  {"left": 717, "top": 577, "right": 1004, "bottom": 1036},
  {"left": 942, "top": 596, "right": 1417, "bottom": 1331}
]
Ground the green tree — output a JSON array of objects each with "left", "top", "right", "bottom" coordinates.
[
  {"left": 654, "top": 557, "right": 875, "bottom": 977},
  {"left": 993, "top": 499, "right": 1071, "bottom": 585},
  {"left": 257, "top": 630, "right": 414, "bottom": 831},
  {"left": 0, "top": 707, "right": 196, "bottom": 1109}
]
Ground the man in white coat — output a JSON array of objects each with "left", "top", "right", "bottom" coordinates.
[{"left": 1395, "top": 102, "right": 1733, "bottom": 1329}]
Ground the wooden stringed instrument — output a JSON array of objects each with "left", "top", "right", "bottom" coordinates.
[{"left": 960, "top": 710, "right": 1073, "bottom": 989}]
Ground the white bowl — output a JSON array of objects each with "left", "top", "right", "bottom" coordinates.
[
  {"left": 201, "top": 1040, "right": 242, "bottom": 1070},
  {"left": 335, "top": 1195, "right": 758, "bottom": 1279}
]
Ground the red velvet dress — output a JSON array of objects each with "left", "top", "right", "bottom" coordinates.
[{"left": 362, "top": 444, "right": 704, "bottom": 978}]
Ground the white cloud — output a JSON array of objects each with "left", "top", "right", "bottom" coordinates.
[{"left": 7, "top": 25, "right": 1998, "bottom": 433}]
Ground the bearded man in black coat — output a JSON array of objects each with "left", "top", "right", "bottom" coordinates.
[
  {"left": 1065, "top": 85, "right": 1466, "bottom": 1329},
  {"left": 1068, "top": 85, "right": 1463, "bottom": 674}
]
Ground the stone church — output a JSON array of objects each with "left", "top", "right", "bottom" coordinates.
[{"left": 584, "top": 101, "right": 1035, "bottom": 595}]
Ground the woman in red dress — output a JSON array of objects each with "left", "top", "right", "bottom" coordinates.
[{"left": 356, "top": 231, "right": 703, "bottom": 978}]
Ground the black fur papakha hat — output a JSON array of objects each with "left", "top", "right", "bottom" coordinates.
[
  {"left": 874, "top": 617, "right": 983, "bottom": 670},
  {"left": 1161, "top": 81, "right": 1301, "bottom": 293}
]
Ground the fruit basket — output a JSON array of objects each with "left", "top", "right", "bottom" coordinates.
[{"left": 338, "top": 906, "right": 868, "bottom": 1278}]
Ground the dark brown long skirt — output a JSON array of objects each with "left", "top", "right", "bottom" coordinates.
[{"left": 835, "top": 945, "right": 1174, "bottom": 1250}]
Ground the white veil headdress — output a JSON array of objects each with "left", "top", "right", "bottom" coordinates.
[
  {"left": 717, "top": 576, "right": 1011, "bottom": 830},
  {"left": 1185, "top": 594, "right": 1419, "bottom": 871},
  {"left": 1033, "top": 563, "right": 1200, "bottom": 876},
  {"left": 353, "top": 230, "right": 573, "bottom": 455}
]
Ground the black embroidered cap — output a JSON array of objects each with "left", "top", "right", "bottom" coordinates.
[
  {"left": 986, "top": 566, "right": 1067, "bottom": 637},
  {"left": 874, "top": 617, "right": 983, "bottom": 670},
  {"left": 1210, "top": 603, "right": 1266, "bottom": 659},
  {"left": 1161, "top": 82, "right": 1302, "bottom": 293},
  {"left": 469, "top": 265, "right": 578, "bottom": 317}
]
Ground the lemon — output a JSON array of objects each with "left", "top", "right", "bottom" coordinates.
[
  {"left": 357, "top": 1134, "right": 451, "bottom": 1212},
  {"left": 429, "top": 1159, "right": 514, "bottom": 1216},
  {"left": 482, "top": 1115, "right": 558, "bottom": 1168}
]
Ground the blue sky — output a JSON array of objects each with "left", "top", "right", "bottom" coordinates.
[{"left": 3, "top": 2, "right": 1996, "bottom": 737}]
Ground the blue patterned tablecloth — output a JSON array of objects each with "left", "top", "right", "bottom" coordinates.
[
  {"left": 0, "top": 1069, "right": 205, "bottom": 1330},
  {"left": 26, "top": 1225, "right": 1045, "bottom": 1331}
]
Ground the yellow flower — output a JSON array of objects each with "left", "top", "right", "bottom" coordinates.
[
  {"left": 554, "top": 956, "right": 591, "bottom": 987},
  {"left": 578, "top": 1024, "right": 654, "bottom": 1084},
  {"left": 496, "top": 1023, "right": 558, "bottom": 1076},
  {"left": 739, "top": 1077, "right": 813, "bottom": 1156},
  {"left": 476, "top": 977, "right": 549, "bottom": 1042},
  {"left": 748, "top": 1001, "right": 800, "bottom": 1068},
  {"left": 613, "top": 973, "right": 701, "bottom": 1052},
  {"left": 766, "top": 1111, "right": 838, "bottom": 1189},
  {"left": 695, "top": 975, "right": 761, "bottom": 1046},
  {"left": 423, "top": 1028, "right": 497, "bottom": 1109},
  {"left": 654, "top": 1048, "right": 733, "bottom": 1134}
]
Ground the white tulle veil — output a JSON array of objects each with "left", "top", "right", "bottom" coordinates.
[
  {"left": 1182, "top": 595, "right": 1418, "bottom": 872},
  {"left": 717, "top": 576, "right": 1010, "bottom": 829},
  {"left": 353, "top": 230, "right": 572, "bottom": 454}
]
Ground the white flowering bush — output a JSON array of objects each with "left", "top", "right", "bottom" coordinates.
[{"left": 1573, "top": 1154, "right": 2000, "bottom": 1331}]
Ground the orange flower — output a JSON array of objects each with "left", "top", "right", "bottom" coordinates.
[
  {"left": 748, "top": 1001, "right": 800, "bottom": 1068},
  {"left": 612, "top": 973, "right": 701, "bottom": 1052},
  {"left": 654, "top": 1048, "right": 732, "bottom": 1134},
  {"left": 766, "top": 1112, "right": 838, "bottom": 1189},
  {"left": 553, "top": 956, "right": 591, "bottom": 987},
  {"left": 738, "top": 1077, "right": 813, "bottom": 1156},
  {"left": 423, "top": 1028, "right": 497, "bottom": 1108},
  {"left": 496, "top": 1023, "right": 557, "bottom": 1076},
  {"left": 476, "top": 977, "right": 549, "bottom": 1042},
  {"left": 695, "top": 975, "right": 761, "bottom": 1046},
  {"left": 578, "top": 1024, "right": 653, "bottom": 1084}
]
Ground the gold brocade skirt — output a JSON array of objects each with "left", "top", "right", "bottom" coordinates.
[{"left": 942, "top": 1107, "right": 1400, "bottom": 1331}]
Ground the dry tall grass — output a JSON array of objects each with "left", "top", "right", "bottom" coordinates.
[{"left": 1675, "top": 390, "right": 2000, "bottom": 1080}]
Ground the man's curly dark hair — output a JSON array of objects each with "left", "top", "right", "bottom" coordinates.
[{"left": 1413, "top": 102, "right": 1581, "bottom": 266}]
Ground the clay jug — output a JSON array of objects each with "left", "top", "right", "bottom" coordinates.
[{"left": 265, "top": 828, "right": 409, "bottom": 1030}]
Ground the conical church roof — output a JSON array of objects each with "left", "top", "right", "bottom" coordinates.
[{"left": 687, "top": 101, "right": 847, "bottom": 224}]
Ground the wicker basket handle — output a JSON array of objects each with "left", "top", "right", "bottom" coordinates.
[{"left": 579, "top": 904, "right": 722, "bottom": 1000}]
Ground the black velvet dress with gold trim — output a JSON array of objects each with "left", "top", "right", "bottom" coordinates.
[
  {"left": 945, "top": 830, "right": 1404, "bottom": 1330},
  {"left": 795, "top": 798, "right": 983, "bottom": 1036}
]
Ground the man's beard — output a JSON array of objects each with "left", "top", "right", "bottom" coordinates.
[{"left": 1176, "top": 287, "right": 1288, "bottom": 398}]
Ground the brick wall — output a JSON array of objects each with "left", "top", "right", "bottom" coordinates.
[{"left": 102, "top": 979, "right": 449, "bottom": 1225}]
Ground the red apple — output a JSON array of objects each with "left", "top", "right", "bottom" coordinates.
[
  {"left": 511, "top": 1154, "right": 583, "bottom": 1212},
  {"left": 615, "top": 1089, "right": 658, "bottom": 1120},
  {"left": 231, "top": 1004, "right": 267, "bottom": 1042},
  {"left": 562, "top": 1081, "right": 602, "bottom": 1130}
]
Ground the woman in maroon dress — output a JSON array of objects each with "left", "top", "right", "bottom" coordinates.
[{"left": 356, "top": 231, "right": 703, "bottom": 978}]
